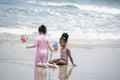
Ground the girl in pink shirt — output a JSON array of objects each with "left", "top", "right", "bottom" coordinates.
[{"left": 26, "top": 25, "right": 58, "bottom": 68}]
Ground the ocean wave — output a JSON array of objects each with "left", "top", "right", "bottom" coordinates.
[
  {"left": 0, "top": 7, "right": 41, "bottom": 15},
  {"left": 70, "top": 27, "right": 120, "bottom": 40},
  {"left": 74, "top": 4, "right": 120, "bottom": 14},
  {"left": 0, "top": 27, "right": 36, "bottom": 34},
  {"left": 0, "top": 27, "right": 120, "bottom": 40},
  {"left": 0, "top": 7, "right": 63, "bottom": 18},
  {"left": 48, "top": 28, "right": 120, "bottom": 40},
  {"left": 1, "top": 2, "right": 120, "bottom": 18},
  {"left": 39, "top": 2, "right": 120, "bottom": 14}
]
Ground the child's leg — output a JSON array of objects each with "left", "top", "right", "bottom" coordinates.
[
  {"left": 49, "top": 59, "right": 61, "bottom": 64},
  {"left": 40, "top": 54, "right": 59, "bottom": 68},
  {"left": 56, "top": 60, "right": 67, "bottom": 65},
  {"left": 41, "top": 54, "right": 49, "bottom": 68},
  {"left": 36, "top": 53, "right": 48, "bottom": 68},
  {"left": 37, "top": 63, "right": 49, "bottom": 68},
  {"left": 41, "top": 56, "right": 59, "bottom": 68},
  {"left": 53, "top": 63, "right": 59, "bottom": 68},
  {"left": 37, "top": 63, "right": 44, "bottom": 67},
  {"left": 46, "top": 63, "right": 59, "bottom": 68},
  {"left": 35, "top": 53, "right": 41, "bottom": 66},
  {"left": 43, "top": 63, "right": 49, "bottom": 68}
]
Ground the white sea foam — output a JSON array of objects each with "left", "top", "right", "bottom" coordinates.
[
  {"left": 74, "top": 4, "right": 120, "bottom": 14},
  {"left": 0, "top": 27, "right": 120, "bottom": 40},
  {"left": 39, "top": 2, "right": 120, "bottom": 14},
  {"left": 0, "top": 27, "right": 36, "bottom": 35},
  {"left": 71, "top": 27, "right": 120, "bottom": 40},
  {"left": 48, "top": 27, "right": 120, "bottom": 41},
  {"left": 0, "top": 1, "right": 120, "bottom": 41},
  {"left": 40, "top": 2, "right": 68, "bottom": 7}
]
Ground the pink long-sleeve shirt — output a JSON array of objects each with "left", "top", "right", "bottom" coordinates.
[
  {"left": 35, "top": 35, "right": 52, "bottom": 54},
  {"left": 28, "top": 35, "right": 52, "bottom": 51},
  {"left": 27, "top": 35, "right": 52, "bottom": 64}
]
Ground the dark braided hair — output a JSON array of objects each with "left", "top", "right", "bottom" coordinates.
[{"left": 60, "top": 33, "right": 69, "bottom": 42}]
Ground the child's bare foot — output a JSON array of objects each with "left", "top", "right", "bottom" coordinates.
[
  {"left": 73, "top": 64, "right": 77, "bottom": 66},
  {"left": 43, "top": 63, "right": 49, "bottom": 68},
  {"left": 49, "top": 60, "right": 53, "bottom": 64},
  {"left": 53, "top": 63, "right": 59, "bottom": 68}
]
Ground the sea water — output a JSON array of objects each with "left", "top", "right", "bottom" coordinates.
[{"left": 0, "top": 0, "right": 120, "bottom": 47}]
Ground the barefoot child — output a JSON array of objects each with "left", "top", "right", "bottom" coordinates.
[
  {"left": 26, "top": 25, "right": 58, "bottom": 68},
  {"left": 49, "top": 33, "right": 76, "bottom": 66}
]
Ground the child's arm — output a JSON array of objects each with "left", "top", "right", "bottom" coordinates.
[
  {"left": 26, "top": 39, "right": 38, "bottom": 48},
  {"left": 67, "top": 48, "right": 76, "bottom": 66},
  {"left": 26, "top": 45, "right": 36, "bottom": 48},
  {"left": 47, "top": 40, "right": 53, "bottom": 52}
]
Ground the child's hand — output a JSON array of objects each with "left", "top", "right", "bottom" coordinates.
[
  {"left": 73, "top": 64, "right": 77, "bottom": 66},
  {"left": 51, "top": 49, "right": 54, "bottom": 52},
  {"left": 25, "top": 44, "right": 35, "bottom": 48}
]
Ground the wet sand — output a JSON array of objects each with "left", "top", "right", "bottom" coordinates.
[{"left": 0, "top": 45, "right": 120, "bottom": 80}]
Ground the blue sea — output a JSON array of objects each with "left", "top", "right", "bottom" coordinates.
[{"left": 0, "top": 0, "right": 120, "bottom": 46}]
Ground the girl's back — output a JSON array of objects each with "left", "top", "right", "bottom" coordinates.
[{"left": 36, "top": 35, "right": 49, "bottom": 54}]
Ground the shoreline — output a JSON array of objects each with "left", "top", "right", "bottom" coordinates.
[
  {"left": 0, "top": 42, "right": 120, "bottom": 49},
  {"left": 0, "top": 45, "right": 120, "bottom": 80},
  {"left": 0, "top": 33, "right": 120, "bottom": 49}
]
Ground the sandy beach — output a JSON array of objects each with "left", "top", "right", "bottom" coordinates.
[
  {"left": 0, "top": 0, "right": 120, "bottom": 80},
  {"left": 0, "top": 44, "right": 120, "bottom": 80}
]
